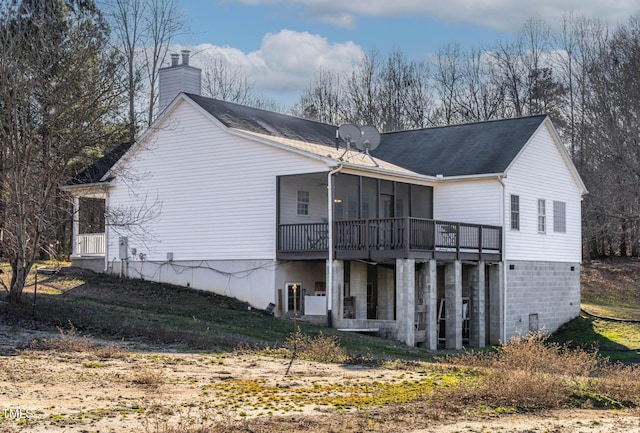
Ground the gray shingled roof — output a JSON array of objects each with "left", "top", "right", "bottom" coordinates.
[
  {"left": 67, "top": 142, "right": 133, "bottom": 185},
  {"left": 187, "top": 94, "right": 546, "bottom": 178},
  {"left": 373, "top": 115, "right": 547, "bottom": 177},
  {"left": 185, "top": 93, "right": 338, "bottom": 146}
]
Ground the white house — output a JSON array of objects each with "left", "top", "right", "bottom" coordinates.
[{"left": 63, "top": 53, "right": 587, "bottom": 349}]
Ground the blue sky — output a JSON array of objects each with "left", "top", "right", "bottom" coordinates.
[{"left": 172, "top": 0, "right": 638, "bottom": 106}]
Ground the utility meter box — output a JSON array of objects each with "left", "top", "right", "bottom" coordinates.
[{"left": 118, "top": 237, "right": 129, "bottom": 259}]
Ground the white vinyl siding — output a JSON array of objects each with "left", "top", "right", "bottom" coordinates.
[
  {"left": 503, "top": 123, "right": 583, "bottom": 262},
  {"left": 158, "top": 66, "right": 201, "bottom": 111},
  {"left": 433, "top": 179, "right": 502, "bottom": 226},
  {"left": 106, "top": 99, "right": 327, "bottom": 262}
]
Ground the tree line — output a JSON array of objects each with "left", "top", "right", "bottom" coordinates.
[{"left": 1, "top": 0, "right": 638, "bottom": 302}]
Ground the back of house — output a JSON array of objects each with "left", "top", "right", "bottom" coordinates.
[{"left": 63, "top": 54, "right": 586, "bottom": 349}]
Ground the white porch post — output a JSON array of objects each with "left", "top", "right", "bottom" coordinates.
[{"left": 72, "top": 196, "right": 80, "bottom": 258}]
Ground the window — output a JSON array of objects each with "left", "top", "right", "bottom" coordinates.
[
  {"left": 297, "top": 190, "right": 309, "bottom": 216},
  {"left": 510, "top": 195, "right": 520, "bottom": 230},
  {"left": 553, "top": 201, "right": 566, "bottom": 232},
  {"left": 538, "top": 199, "right": 546, "bottom": 233}
]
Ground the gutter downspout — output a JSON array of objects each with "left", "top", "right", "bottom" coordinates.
[
  {"left": 327, "top": 163, "right": 344, "bottom": 328},
  {"left": 498, "top": 175, "right": 507, "bottom": 344}
]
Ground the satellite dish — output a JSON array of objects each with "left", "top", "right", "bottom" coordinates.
[
  {"left": 338, "top": 124, "right": 362, "bottom": 146},
  {"left": 336, "top": 123, "right": 380, "bottom": 167},
  {"left": 360, "top": 125, "right": 381, "bottom": 151}
]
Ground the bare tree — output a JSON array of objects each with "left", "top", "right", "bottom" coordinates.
[
  {"left": 553, "top": 14, "right": 608, "bottom": 167},
  {"left": 432, "top": 43, "right": 463, "bottom": 124},
  {"left": 105, "top": 0, "right": 185, "bottom": 141},
  {"left": 294, "top": 69, "right": 346, "bottom": 125},
  {"left": 379, "top": 49, "right": 432, "bottom": 131},
  {"left": 0, "top": 0, "right": 124, "bottom": 301},
  {"left": 521, "top": 18, "right": 552, "bottom": 113},
  {"left": 201, "top": 56, "right": 258, "bottom": 105},
  {"left": 345, "top": 50, "right": 381, "bottom": 127},
  {"left": 455, "top": 47, "right": 507, "bottom": 122},
  {"left": 142, "top": 0, "right": 185, "bottom": 126},
  {"left": 489, "top": 38, "right": 528, "bottom": 117},
  {"left": 108, "top": 0, "right": 144, "bottom": 143},
  {"left": 581, "top": 14, "right": 640, "bottom": 258}
]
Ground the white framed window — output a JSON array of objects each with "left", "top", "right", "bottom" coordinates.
[
  {"left": 297, "top": 190, "right": 309, "bottom": 216},
  {"left": 510, "top": 195, "right": 520, "bottom": 230},
  {"left": 553, "top": 201, "right": 566, "bottom": 232},
  {"left": 538, "top": 199, "right": 546, "bottom": 233}
]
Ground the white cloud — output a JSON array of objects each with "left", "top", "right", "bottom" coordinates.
[
  {"left": 228, "top": 0, "right": 638, "bottom": 32},
  {"left": 175, "top": 30, "right": 364, "bottom": 101}
]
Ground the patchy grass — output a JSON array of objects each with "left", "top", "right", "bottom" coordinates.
[
  {"left": 581, "top": 258, "right": 640, "bottom": 311},
  {"left": 546, "top": 259, "right": 640, "bottom": 362}
]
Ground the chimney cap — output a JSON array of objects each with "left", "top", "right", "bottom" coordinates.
[{"left": 181, "top": 50, "right": 191, "bottom": 66}]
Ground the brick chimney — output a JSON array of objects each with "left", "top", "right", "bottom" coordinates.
[{"left": 158, "top": 50, "right": 202, "bottom": 112}]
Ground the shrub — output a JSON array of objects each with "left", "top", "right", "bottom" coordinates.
[
  {"left": 131, "top": 365, "right": 164, "bottom": 388},
  {"left": 285, "top": 330, "right": 347, "bottom": 363}
]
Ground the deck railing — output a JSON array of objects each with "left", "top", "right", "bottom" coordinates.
[
  {"left": 76, "top": 233, "right": 105, "bottom": 256},
  {"left": 278, "top": 218, "right": 501, "bottom": 258}
]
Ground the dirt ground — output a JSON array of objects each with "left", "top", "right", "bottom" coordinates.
[{"left": 1, "top": 324, "right": 639, "bottom": 433}]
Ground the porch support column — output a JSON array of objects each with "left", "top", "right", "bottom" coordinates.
[
  {"left": 445, "top": 260, "right": 462, "bottom": 350},
  {"left": 378, "top": 268, "right": 395, "bottom": 320},
  {"left": 396, "top": 258, "right": 416, "bottom": 346},
  {"left": 71, "top": 196, "right": 80, "bottom": 258},
  {"left": 327, "top": 259, "right": 344, "bottom": 328},
  {"left": 350, "top": 261, "right": 368, "bottom": 320},
  {"left": 420, "top": 259, "right": 438, "bottom": 351},
  {"left": 488, "top": 262, "right": 504, "bottom": 345},
  {"left": 469, "top": 262, "right": 486, "bottom": 348}
]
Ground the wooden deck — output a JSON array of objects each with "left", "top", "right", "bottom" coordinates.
[{"left": 277, "top": 217, "right": 502, "bottom": 262}]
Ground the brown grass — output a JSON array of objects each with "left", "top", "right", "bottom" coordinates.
[
  {"left": 131, "top": 365, "right": 164, "bottom": 388},
  {"left": 27, "top": 322, "right": 126, "bottom": 359},
  {"left": 444, "top": 331, "right": 639, "bottom": 411}
]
